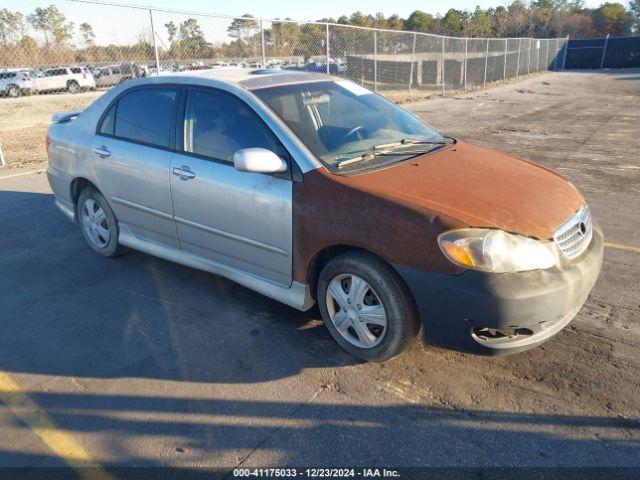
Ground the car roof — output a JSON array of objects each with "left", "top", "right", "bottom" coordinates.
[{"left": 160, "top": 68, "right": 331, "bottom": 90}]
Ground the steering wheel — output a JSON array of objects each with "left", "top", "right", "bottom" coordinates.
[{"left": 339, "top": 125, "right": 367, "bottom": 145}]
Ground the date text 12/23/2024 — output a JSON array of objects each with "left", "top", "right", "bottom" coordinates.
[{"left": 233, "top": 468, "right": 401, "bottom": 478}]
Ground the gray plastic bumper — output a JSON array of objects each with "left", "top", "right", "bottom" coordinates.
[{"left": 398, "top": 224, "right": 604, "bottom": 355}]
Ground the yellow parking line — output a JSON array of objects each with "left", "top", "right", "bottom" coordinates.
[
  {"left": 0, "top": 371, "right": 114, "bottom": 480},
  {"left": 604, "top": 241, "right": 640, "bottom": 254},
  {"left": 0, "top": 169, "right": 46, "bottom": 180}
]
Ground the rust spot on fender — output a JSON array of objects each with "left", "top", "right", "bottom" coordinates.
[{"left": 293, "top": 141, "right": 584, "bottom": 283}]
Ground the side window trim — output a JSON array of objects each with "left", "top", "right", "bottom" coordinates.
[
  {"left": 95, "top": 84, "right": 182, "bottom": 152},
  {"left": 176, "top": 85, "right": 293, "bottom": 180}
]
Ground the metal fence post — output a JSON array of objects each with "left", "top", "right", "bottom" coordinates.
[
  {"left": 441, "top": 37, "right": 445, "bottom": 95},
  {"left": 260, "top": 20, "right": 266, "bottom": 68},
  {"left": 148, "top": 8, "right": 160, "bottom": 75},
  {"left": 326, "top": 23, "right": 330, "bottom": 75},
  {"left": 373, "top": 30, "right": 378, "bottom": 92},
  {"left": 527, "top": 39, "right": 531, "bottom": 75},
  {"left": 483, "top": 38, "right": 489, "bottom": 87},
  {"left": 464, "top": 37, "right": 468, "bottom": 91},
  {"left": 562, "top": 35, "right": 569, "bottom": 70},
  {"left": 0, "top": 143, "right": 5, "bottom": 167},
  {"left": 516, "top": 38, "right": 521, "bottom": 78},
  {"left": 409, "top": 32, "right": 417, "bottom": 101},
  {"left": 503, "top": 38, "right": 508, "bottom": 80},
  {"left": 544, "top": 39, "right": 549, "bottom": 71},
  {"left": 553, "top": 38, "right": 559, "bottom": 70},
  {"left": 600, "top": 34, "right": 609, "bottom": 69}
]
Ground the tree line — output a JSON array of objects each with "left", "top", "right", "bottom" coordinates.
[{"left": 325, "top": 1, "right": 639, "bottom": 39}]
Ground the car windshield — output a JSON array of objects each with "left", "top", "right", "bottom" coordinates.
[{"left": 253, "top": 80, "right": 445, "bottom": 168}]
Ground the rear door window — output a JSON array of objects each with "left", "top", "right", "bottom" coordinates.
[{"left": 107, "top": 87, "right": 178, "bottom": 148}]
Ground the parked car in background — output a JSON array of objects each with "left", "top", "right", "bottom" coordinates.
[
  {"left": 33, "top": 67, "right": 95, "bottom": 93},
  {"left": 45, "top": 70, "right": 603, "bottom": 362},
  {"left": 94, "top": 66, "right": 132, "bottom": 88},
  {"left": 0, "top": 71, "right": 34, "bottom": 97}
]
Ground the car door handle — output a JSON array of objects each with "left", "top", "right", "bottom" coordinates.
[
  {"left": 92, "top": 146, "right": 111, "bottom": 158},
  {"left": 172, "top": 166, "right": 196, "bottom": 180}
]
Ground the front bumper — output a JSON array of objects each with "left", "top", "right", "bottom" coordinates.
[{"left": 398, "top": 224, "right": 604, "bottom": 355}]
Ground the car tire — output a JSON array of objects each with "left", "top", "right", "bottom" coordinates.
[
  {"left": 77, "top": 187, "right": 126, "bottom": 258},
  {"left": 67, "top": 80, "right": 80, "bottom": 94},
  {"left": 7, "top": 85, "right": 21, "bottom": 98},
  {"left": 317, "top": 251, "right": 420, "bottom": 362}
]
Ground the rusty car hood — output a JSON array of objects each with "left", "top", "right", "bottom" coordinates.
[{"left": 334, "top": 141, "right": 584, "bottom": 240}]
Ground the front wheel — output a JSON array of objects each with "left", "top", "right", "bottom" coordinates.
[
  {"left": 317, "top": 251, "right": 420, "bottom": 362},
  {"left": 77, "top": 187, "right": 126, "bottom": 257}
]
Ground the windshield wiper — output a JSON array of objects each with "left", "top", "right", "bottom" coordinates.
[
  {"left": 376, "top": 137, "right": 454, "bottom": 148},
  {"left": 336, "top": 138, "right": 453, "bottom": 168}
]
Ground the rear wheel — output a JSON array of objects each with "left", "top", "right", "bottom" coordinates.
[
  {"left": 7, "top": 85, "right": 20, "bottom": 97},
  {"left": 77, "top": 187, "right": 126, "bottom": 257},
  {"left": 317, "top": 251, "right": 420, "bottom": 362},
  {"left": 67, "top": 80, "right": 79, "bottom": 94}
]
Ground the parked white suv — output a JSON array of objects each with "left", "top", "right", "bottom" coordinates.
[
  {"left": 34, "top": 67, "right": 96, "bottom": 94},
  {"left": 0, "top": 71, "right": 34, "bottom": 97}
]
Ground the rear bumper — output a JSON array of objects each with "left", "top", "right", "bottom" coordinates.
[
  {"left": 47, "top": 167, "right": 76, "bottom": 221},
  {"left": 398, "top": 225, "right": 604, "bottom": 355}
]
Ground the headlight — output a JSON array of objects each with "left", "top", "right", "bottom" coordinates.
[{"left": 438, "top": 228, "right": 558, "bottom": 273}]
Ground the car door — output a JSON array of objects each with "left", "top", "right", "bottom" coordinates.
[
  {"left": 170, "top": 87, "right": 293, "bottom": 286},
  {"left": 37, "top": 69, "right": 55, "bottom": 91},
  {"left": 109, "top": 68, "right": 120, "bottom": 85},
  {"left": 52, "top": 69, "right": 68, "bottom": 91},
  {"left": 91, "top": 85, "right": 180, "bottom": 248}
]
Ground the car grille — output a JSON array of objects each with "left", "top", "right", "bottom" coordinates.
[{"left": 553, "top": 204, "right": 593, "bottom": 260}]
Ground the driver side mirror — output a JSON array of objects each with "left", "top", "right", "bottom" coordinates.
[{"left": 233, "top": 148, "right": 287, "bottom": 174}]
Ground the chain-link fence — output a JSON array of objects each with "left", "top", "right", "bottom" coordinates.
[
  {"left": 0, "top": 0, "right": 567, "bottom": 166},
  {"left": 565, "top": 36, "right": 640, "bottom": 69}
]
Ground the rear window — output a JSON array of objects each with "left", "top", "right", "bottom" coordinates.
[{"left": 101, "top": 87, "right": 178, "bottom": 148}]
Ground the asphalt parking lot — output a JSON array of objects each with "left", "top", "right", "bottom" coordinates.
[{"left": 0, "top": 70, "right": 638, "bottom": 475}]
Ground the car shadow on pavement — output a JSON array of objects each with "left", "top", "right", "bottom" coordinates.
[{"left": 0, "top": 190, "right": 358, "bottom": 384}]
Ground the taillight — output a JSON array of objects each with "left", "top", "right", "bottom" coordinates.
[
  {"left": 83, "top": 72, "right": 87, "bottom": 79},
  {"left": 20, "top": 76, "right": 30, "bottom": 82},
  {"left": 45, "top": 134, "right": 51, "bottom": 151}
]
